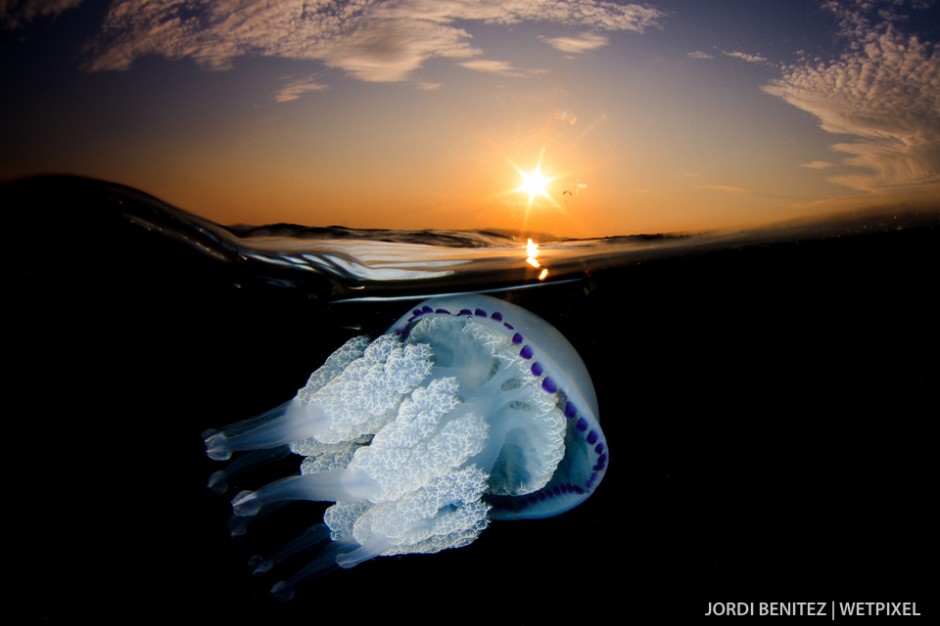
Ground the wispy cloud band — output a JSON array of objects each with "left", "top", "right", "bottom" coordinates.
[
  {"left": 275, "top": 75, "right": 329, "bottom": 103},
  {"left": 723, "top": 50, "right": 768, "bottom": 64},
  {"left": 75, "top": 0, "right": 662, "bottom": 85},
  {"left": 541, "top": 32, "right": 609, "bottom": 54}
]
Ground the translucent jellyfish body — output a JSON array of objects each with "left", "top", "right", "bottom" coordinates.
[{"left": 203, "top": 295, "right": 607, "bottom": 599}]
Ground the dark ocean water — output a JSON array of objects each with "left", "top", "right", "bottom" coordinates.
[{"left": 6, "top": 176, "right": 937, "bottom": 621}]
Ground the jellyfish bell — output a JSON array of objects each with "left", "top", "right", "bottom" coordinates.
[{"left": 204, "top": 295, "right": 606, "bottom": 599}]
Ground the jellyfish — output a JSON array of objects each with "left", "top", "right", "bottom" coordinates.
[{"left": 203, "top": 295, "right": 607, "bottom": 599}]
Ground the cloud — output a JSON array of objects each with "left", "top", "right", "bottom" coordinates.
[
  {"left": 459, "top": 59, "right": 523, "bottom": 77},
  {"left": 762, "top": 0, "right": 940, "bottom": 192},
  {"left": 722, "top": 50, "right": 768, "bottom": 64},
  {"left": 83, "top": 0, "right": 663, "bottom": 84},
  {"left": 800, "top": 161, "right": 835, "bottom": 170},
  {"left": 275, "top": 75, "right": 328, "bottom": 102},
  {"left": 85, "top": 1, "right": 478, "bottom": 80},
  {"left": 541, "top": 32, "right": 608, "bottom": 54},
  {"left": 687, "top": 50, "right": 713, "bottom": 60},
  {"left": 1, "top": 0, "right": 81, "bottom": 29}
]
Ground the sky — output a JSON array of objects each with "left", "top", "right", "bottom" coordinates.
[{"left": 1, "top": 0, "right": 938, "bottom": 237}]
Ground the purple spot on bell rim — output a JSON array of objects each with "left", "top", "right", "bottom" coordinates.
[
  {"left": 541, "top": 377, "right": 557, "bottom": 393},
  {"left": 564, "top": 401, "right": 577, "bottom": 419},
  {"left": 576, "top": 417, "right": 588, "bottom": 432},
  {"left": 586, "top": 430, "right": 598, "bottom": 445},
  {"left": 474, "top": 308, "right": 487, "bottom": 317},
  {"left": 530, "top": 361, "right": 543, "bottom": 376},
  {"left": 491, "top": 311, "right": 503, "bottom": 321}
]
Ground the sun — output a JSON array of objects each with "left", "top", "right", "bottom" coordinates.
[{"left": 515, "top": 164, "right": 554, "bottom": 206}]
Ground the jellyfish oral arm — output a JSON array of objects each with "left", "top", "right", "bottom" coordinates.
[
  {"left": 205, "top": 333, "right": 436, "bottom": 461},
  {"left": 204, "top": 400, "right": 332, "bottom": 461},
  {"left": 329, "top": 465, "right": 492, "bottom": 569},
  {"left": 231, "top": 469, "right": 380, "bottom": 516}
]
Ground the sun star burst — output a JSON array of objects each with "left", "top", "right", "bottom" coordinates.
[{"left": 516, "top": 165, "right": 554, "bottom": 205}]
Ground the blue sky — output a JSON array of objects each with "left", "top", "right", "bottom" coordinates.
[{"left": 2, "top": 0, "right": 937, "bottom": 236}]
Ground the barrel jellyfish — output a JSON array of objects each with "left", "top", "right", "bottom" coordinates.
[{"left": 203, "top": 295, "right": 607, "bottom": 599}]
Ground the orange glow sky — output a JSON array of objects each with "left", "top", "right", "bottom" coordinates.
[{"left": 2, "top": 1, "right": 938, "bottom": 238}]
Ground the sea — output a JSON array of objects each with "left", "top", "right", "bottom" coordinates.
[{"left": 6, "top": 175, "right": 937, "bottom": 621}]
